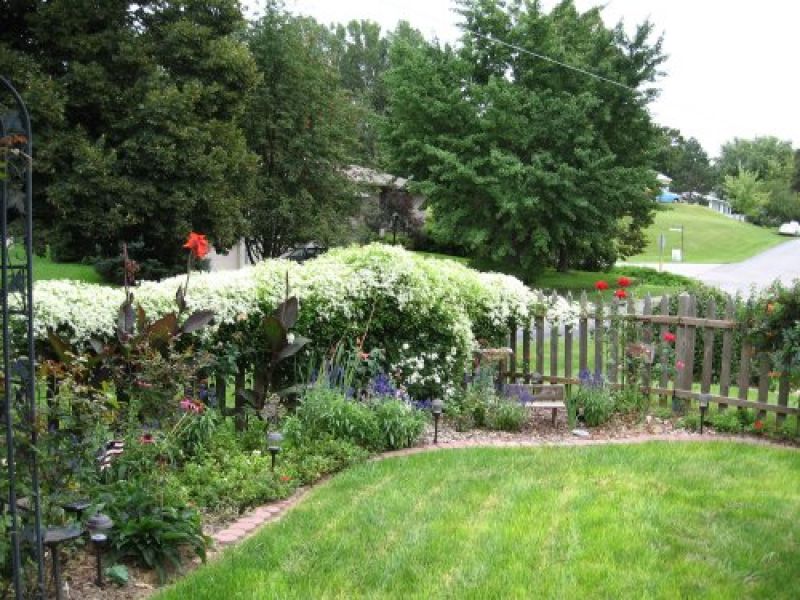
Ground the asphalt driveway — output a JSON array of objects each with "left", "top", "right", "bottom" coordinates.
[{"left": 626, "top": 237, "right": 800, "bottom": 297}]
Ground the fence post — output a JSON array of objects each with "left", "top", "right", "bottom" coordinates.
[
  {"left": 549, "top": 292, "right": 559, "bottom": 383},
  {"left": 756, "top": 355, "right": 770, "bottom": 422}
]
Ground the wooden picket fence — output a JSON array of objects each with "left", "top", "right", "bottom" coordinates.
[{"left": 499, "top": 292, "right": 798, "bottom": 429}]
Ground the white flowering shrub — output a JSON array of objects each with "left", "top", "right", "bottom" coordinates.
[{"left": 33, "top": 244, "right": 578, "bottom": 398}]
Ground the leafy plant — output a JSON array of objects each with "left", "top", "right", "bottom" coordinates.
[
  {"left": 372, "top": 399, "right": 426, "bottom": 450},
  {"left": 486, "top": 399, "right": 526, "bottom": 432},
  {"left": 101, "top": 481, "right": 209, "bottom": 583},
  {"left": 105, "top": 564, "right": 130, "bottom": 586},
  {"left": 574, "top": 370, "right": 614, "bottom": 427}
]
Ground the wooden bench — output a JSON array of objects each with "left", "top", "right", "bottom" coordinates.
[{"left": 503, "top": 383, "right": 567, "bottom": 426}]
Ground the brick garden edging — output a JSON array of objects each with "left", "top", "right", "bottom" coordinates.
[{"left": 210, "top": 432, "right": 797, "bottom": 549}]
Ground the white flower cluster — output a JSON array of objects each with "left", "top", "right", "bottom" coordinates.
[
  {"left": 544, "top": 294, "right": 581, "bottom": 328},
  {"left": 32, "top": 244, "right": 580, "bottom": 397},
  {"left": 391, "top": 345, "right": 460, "bottom": 400}
]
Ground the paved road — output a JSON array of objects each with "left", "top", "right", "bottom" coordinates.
[{"left": 626, "top": 238, "right": 800, "bottom": 297}]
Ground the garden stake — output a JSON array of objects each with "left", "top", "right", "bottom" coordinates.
[
  {"left": 432, "top": 399, "right": 443, "bottom": 444},
  {"left": 699, "top": 394, "right": 710, "bottom": 434}
]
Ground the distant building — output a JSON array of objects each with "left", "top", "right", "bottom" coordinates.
[{"left": 655, "top": 173, "right": 680, "bottom": 203}]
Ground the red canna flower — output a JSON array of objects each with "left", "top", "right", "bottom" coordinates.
[
  {"left": 614, "top": 288, "right": 627, "bottom": 299},
  {"left": 617, "top": 276, "right": 631, "bottom": 288},
  {"left": 662, "top": 332, "right": 676, "bottom": 343},
  {"left": 183, "top": 232, "right": 209, "bottom": 259},
  {"left": 595, "top": 280, "right": 609, "bottom": 291},
  {"left": 139, "top": 433, "right": 154, "bottom": 444},
  {"left": 754, "top": 420, "right": 764, "bottom": 432},
  {"left": 280, "top": 475, "right": 292, "bottom": 482}
]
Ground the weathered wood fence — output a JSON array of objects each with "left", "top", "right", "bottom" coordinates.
[{"left": 500, "top": 292, "right": 797, "bottom": 429}]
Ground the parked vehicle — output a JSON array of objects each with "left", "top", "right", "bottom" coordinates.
[
  {"left": 279, "top": 242, "right": 328, "bottom": 262},
  {"left": 778, "top": 221, "right": 800, "bottom": 236}
]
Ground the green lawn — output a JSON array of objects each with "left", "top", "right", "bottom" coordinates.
[
  {"left": 157, "top": 443, "right": 800, "bottom": 599},
  {"left": 9, "top": 246, "right": 103, "bottom": 283},
  {"left": 630, "top": 204, "right": 787, "bottom": 263},
  {"left": 531, "top": 265, "right": 696, "bottom": 298}
]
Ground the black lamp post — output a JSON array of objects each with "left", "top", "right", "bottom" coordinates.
[
  {"left": 391, "top": 212, "right": 399, "bottom": 245},
  {"left": 86, "top": 512, "right": 113, "bottom": 588},
  {"left": 699, "top": 393, "right": 710, "bottom": 434},
  {"left": 268, "top": 431, "right": 283, "bottom": 472},
  {"left": 431, "top": 399, "right": 443, "bottom": 444}
]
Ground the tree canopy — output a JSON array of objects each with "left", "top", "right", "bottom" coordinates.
[
  {"left": 653, "top": 127, "right": 716, "bottom": 194},
  {"left": 382, "top": 0, "right": 665, "bottom": 274}
]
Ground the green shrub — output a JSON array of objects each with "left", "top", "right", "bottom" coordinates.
[
  {"left": 486, "top": 399, "right": 526, "bottom": 432},
  {"left": 285, "top": 388, "right": 380, "bottom": 450},
  {"left": 101, "top": 481, "right": 209, "bottom": 582},
  {"left": 282, "top": 439, "right": 369, "bottom": 484},
  {"left": 679, "top": 414, "right": 701, "bottom": 431},
  {"left": 708, "top": 411, "right": 744, "bottom": 433},
  {"left": 573, "top": 373, "right": 615, "bottom": 427},
  {"left": 372, "top": 399, "right": 426, "bottom": 450}
]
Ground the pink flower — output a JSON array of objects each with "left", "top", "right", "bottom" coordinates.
[
  {"left": 180, "top": 397, "right": 204, "bottom": 413},
  {"left": 662, "top": 332, "right": 676, "bottom": 343},
  {"left": 676, "top": 360, "right": 685, "bottom": 370}
]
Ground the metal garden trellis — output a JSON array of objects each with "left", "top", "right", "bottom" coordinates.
[{"left": 1, "top": 76, "right": 46, "bottom": 599}]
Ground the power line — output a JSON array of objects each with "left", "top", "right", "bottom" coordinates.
[{"left": 470, "top": 31, "right": 638, "bottom": 93}]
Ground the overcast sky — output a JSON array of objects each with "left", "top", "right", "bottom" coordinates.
[{"left": 265, "top": 0, "right": 799, "bottom": 158}]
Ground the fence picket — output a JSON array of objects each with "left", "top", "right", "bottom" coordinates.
[
  {"left": 579, "top": 292, "right": 588, "bottom": 374},
  {"left": 594, "top": 298, "right": 603, "bottom": 376},
  {"left": 700, "top": 297, "right": 716, "bottom": 394},
  {"left": 609, "top": 298, "right": 619, "bottom": 384},
  {"left": 522, "top": 325, "right": 531, "bottom": 383},
  {"left": 777, "top": 373, "right": 789, "bottom": 429},
  {"left": 642, "top": 294, "right": 653, "bottom": 396},
  {"left": 757, "top": 355, "right": 770, "bottom": 421},
  {"left": 509, "top": 320, "right": 518, "bottom": 383},
  {"left": 535, "top": 312, "right": 545, "bottom": 376},
  {"left": 718, "top": 296, "right": 735, "bottom": 411},
  {"left": 737, "top": 340, "right": 753, "bottom": 408},
  {"left": 659, "top": 295, "right": 670, "bottom": 407},
  {"left": 684, "top": 295, "right": 697, "bottom": 393}
]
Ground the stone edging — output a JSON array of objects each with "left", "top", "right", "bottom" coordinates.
[{"left": 209, "top": 432, "right": 797, "bottom": 549}]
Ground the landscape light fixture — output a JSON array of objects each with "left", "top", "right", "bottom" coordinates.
[
  {"left": 268, "top": 431, "right": 284, "bottom": 472},
  {"left": 86, "top": 512, "right": 113, "bottom": 588},
  {"left": 699, "top": 394, "right": 711, "bottom": 434},
  {"left": 431, "top": 399, "right": 444, "bottom": 444},
  {"left": 391, "top": 212, "right": 399, "bottom": 245}
]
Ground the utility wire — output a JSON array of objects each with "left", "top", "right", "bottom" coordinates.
[{"left": 470, "top": 31, "right": 638, "bottom": 93}]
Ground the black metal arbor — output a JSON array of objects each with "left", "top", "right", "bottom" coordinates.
[{"left": 1, "top": 77, "right": 45, "bottom": 598}]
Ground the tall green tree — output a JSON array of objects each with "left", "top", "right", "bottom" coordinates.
[
  {"left": 242, "top": 3, "right": 359, "bottom": 260},
  {"left": 653, "top": 127, "right": 716, "bottom": 193},
  {"left": 717, "top": 136, "right": 797, "bottom": 224},
  {"left": 1, "top": 0, "right": 259, "bottom": 276},
  {"left": 383, "top": 0, "right": 664, "bottom": 274}
]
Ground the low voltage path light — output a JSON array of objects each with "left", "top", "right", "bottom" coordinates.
[
  {"left": 268, "top": 431, "right": 284, "bottom": 472},
  {"left": 431, "top": 399, "right": 444, "bottom": 444},
  {"left": 391, "top": 212, "right": 399, "bottom": 245},
  {"left": 86, "top": 512, "right": 113, "bottom": 588},
  {"left": 699, "top": 394, "right": 711, "bottom": 434}
]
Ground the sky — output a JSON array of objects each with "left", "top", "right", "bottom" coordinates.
[{"left": 254, "top": 0, "right": 799, "bottom": 158}]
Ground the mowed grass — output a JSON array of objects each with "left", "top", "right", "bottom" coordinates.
[
  {"left": 9, "top": 246, "right": 103, "bottom": 283},
  {"left": 157, "top": 443, "right": 800, "bottom": 599},
  {"left": 630, "top": 204, "right": 787, "bottom": 263}
]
